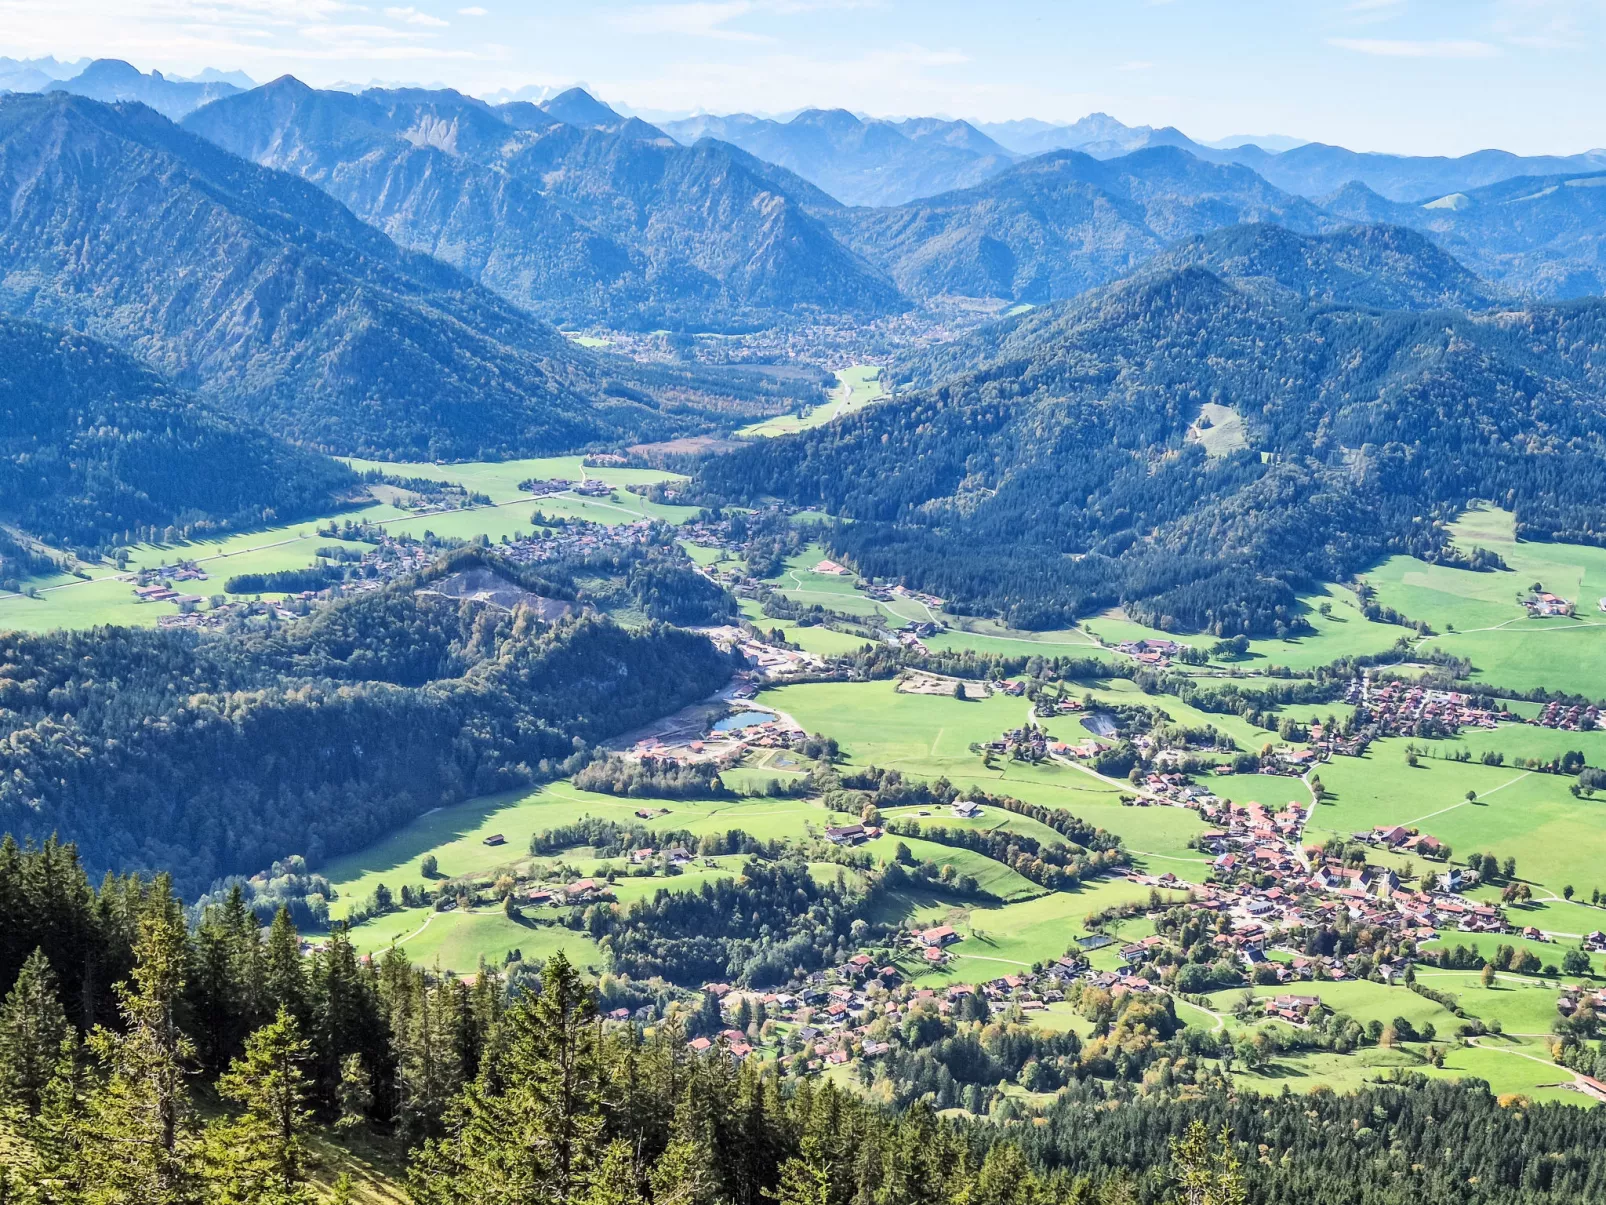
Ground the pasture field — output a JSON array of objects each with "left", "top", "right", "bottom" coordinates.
[
  {"left": 1305, "top": 739, "right": 1606, "bottom": 895},
  {"left": 1238, "top": 583, "right": 1412, "bottom": 670},
  {"left": 877, "top": 883, "right": 1190, "bottom": 985},
  {"left": 346, "top": 908, "right": 605, "bottom": 977},
  {"left": 1421, "top": 931, "right": 1606, "bottom": 979},
  {"left": 299, "top": 665, "right": 1606, "bottom": 1103},
  {"left": 736, "top": 598, "right": 878, "bottom": 657},
  {"left": 1366, "top": 504, "right": 1606, "bottom": 697},
  {"left": 738, "top": 365, "right": 886, "bottom": 437},
  {"left": 922, "top": 618, "right": 1114, "bottom": 661},
  {"left": 1205, "top": 978, "right": 1461, "bottom": 1034},
  {"left": 1416, "top": 973, "right": 1594, "bottom": 1033}
]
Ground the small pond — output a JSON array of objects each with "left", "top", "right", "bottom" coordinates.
[{"left": 712, "top": 710, "right": 775, "bottom": 732}]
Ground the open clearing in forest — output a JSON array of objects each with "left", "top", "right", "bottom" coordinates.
[{"left": 738, "top": 365, "right": 887, "bottom": 437}]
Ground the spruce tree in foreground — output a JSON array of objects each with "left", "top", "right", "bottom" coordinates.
[
  {"left": 412, "top": 950, "right": 603, "bottom": 1205},
  {"left": 0, "top": 946, "right": 69, "bottom": 1114},
  {"left": 207, "top": 1005, "right": 316, "bottom": 1205},
  {"left": 79, "top": 884, "right": 203, "bottom": 1205}
]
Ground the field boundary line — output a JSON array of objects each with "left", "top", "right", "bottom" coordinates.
[{"left": 1398, "top": 770, "right": 1531, "bottom": 827}]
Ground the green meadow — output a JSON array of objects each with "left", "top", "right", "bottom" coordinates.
[
  {"left": 1366, "top": 504, "right": 1606, "bottom": 697},
  {"left": 738, "top": 365, "right": 887, "bottom": 437}
]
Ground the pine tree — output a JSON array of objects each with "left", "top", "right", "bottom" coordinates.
[
  {"left": 587, "top": 1140, "right": 644, "bottom": 1205},
  {"left": 1169, "top": 1121, "right": 1246, "bottom": 1205},
  {"left": 207, "top": 1005, "right": 316, "bottom": 1205},
  {"left": 335, "top": 1053, "right": 372, "bottom": 1130},
  {"left": 651, "top": 1093, "right": 727, "bottom": 1205},
  {"left": 768, "top": 1134, "right": 835, "bottom": 1205},
  {"left": 79, "top": 883, "right": 203, "bottom": 1205},
  {"left": 411, "top": 951, "right": 603, "bottom": 1205},
  {"left": 0, "top": 947, "right": 69, "bottom": 1114},
  {"left": 264, "top": 908, "right": 307, "bottom": 1026}
]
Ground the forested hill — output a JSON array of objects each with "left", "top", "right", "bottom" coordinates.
[
  {"left": 0, "top": 93, "right": 799, "bottom": 459},
  {"left": 182, "top": 78, "right": 902, "bottom": 331},
  {"left": 0, "top": 317, "right": 355, "bottom": 550},
  {"left": 695, "top": 265, "right": 1606, "bottom": 633},
  {"left": 0, "top": 553, "right": 738, "bottom": 891},
  {"left": 1144, "top": 223, "right": 1504, "bottom": 312}
]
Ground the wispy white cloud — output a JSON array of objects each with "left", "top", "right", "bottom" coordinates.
[
  {"left": 1329, "top": 37, "right": 1499, "bottom": 57},
  {"left": 614, "top": 2, "right": 771, "bottom": 42},
  {"left": 385, "top": 6, "right": 448, "bottom": 26},
  {"left": 1492, "top": 0, "right": 1602, "bottom": 49},
  {"left": 457, "top": 4, "right": 486, "bottom": 13}
]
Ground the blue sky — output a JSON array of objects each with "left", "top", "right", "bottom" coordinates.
[{"left": 3, "top": 0, "right": 1603, "bottom": 154}]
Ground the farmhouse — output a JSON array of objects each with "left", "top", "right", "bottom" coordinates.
[
  {"left": 951, "top": 800, "right": 983, "bottom": 819},
  {"left": 919, "top": 925, "right": 960, "bottom": 947},
  {"left": 824, "top": 824, "right": 866, "bottom": 845},
  {"left": 482, "top": 834, "right": 506, "bottom": 847}
]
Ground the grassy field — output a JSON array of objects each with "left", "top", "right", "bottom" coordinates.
[
  {"left": 1305, "top": 736, "right": 1606, "bottom": 895},
  {"left": 288, "top": 646, "right": 1606, "bottom": 1104},
  {"left": 1365, "top": 504, "right": 1606, "bottom": 697},
  {"left": 738, "top": 365, "right": 886, "bottom": 437}
]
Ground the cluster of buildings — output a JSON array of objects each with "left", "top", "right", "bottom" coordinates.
[
  {"left": 520, "top": 476, "right": 613, "bottom": 499},
  {"left": 694, "top": 626, "right": 826, "bottom": 679},
  {"left": 1525, "top": 591, "right": 1574, "bottom": 618},
  {"left": 1112, "top": 638, "right": 1187, "bottom": 667},
  {"left": 1534, "top": 699, "right": 1601, "bottom": 731},
  {"left": 1340, "top": 674, "right": 1508, "bottom": 746}
]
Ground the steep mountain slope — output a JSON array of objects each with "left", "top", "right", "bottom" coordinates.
[
  {"left": 184, "top": 80, "right": 901, "bottom": 329},
  {"left": 0, "top": 92, "right": 786, "bottom": 459},
  {"left": 697, "top": 267, "right": 1606, "bottom": 633},
  {"left": 0, "top": 318, "right": 355, "bottom": 550},
  {"left": 661, "top": 108, "right": 1017, "bottom": 206},
  {"left": 50, "top": 58, "right": 239, "bottom": 120},
  {"left": 1147, "top": 223, "right": 1503, "bottom": 312},
  {"left": 834, "top": 146, "right": 1334, "bottom": 303}
]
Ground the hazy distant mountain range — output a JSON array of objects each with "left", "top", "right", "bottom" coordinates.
[
  {"left": 6, "top": 60, "right": 1606, "bottom": 332},
  {"left": 660, "top": 109, "right": 1018, "bottom": 207}
]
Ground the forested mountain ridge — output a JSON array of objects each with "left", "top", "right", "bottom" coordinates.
[
  {"left": 1145, "top": 223, "right": 1504, "bottom": 312},
  {"left": 830, "top": 146, "right": 1335, "bottom": 304},
  {"left": 0, "top": 316, "right": 356, "bottom": 552},
  {"left": 696, "top": 264, "right": 1606, "bottom": 632},
  {"left": 0, "top": 92, "right": 802, "bottom": 459},
  {"left": 0, "top": 550, "right": 739, "bottom": 892},
  {"left": 183, "top": 79, "right": 902, "bottom": 330}
]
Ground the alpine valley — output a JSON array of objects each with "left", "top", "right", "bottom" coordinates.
[{"left": 4, "top": 42, "right": 1606, "bottom": 1205}]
